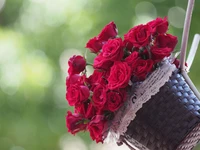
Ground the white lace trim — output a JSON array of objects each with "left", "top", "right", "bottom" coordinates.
[{"left": 104, "top": 59, "right": 176, "bottom": 143}]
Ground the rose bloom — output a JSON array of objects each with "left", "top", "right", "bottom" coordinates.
[
  {"left": 88, "top": 115, "right": 105, "bottom": 143},
  {"left": 124, "top": 24, "right": 151, "bottom": 48},
  {"left": 147, "top": 17, "right": 168, "bottom": 34},
  {"left": 68, "top": 55, "right": 86, "bottom": 75},
  {"left": 125, "top": 51, "right": 139, "bottom": 66},
  {"left": 102, "top": 38, "right": 124, "bottom": 61},
  {"left": 66, "top": 74, "right": 86, "bottom": 87},
  {"left": 75, "top": 103, "right": 97, "bottom": 120},
  {"left": 66, "top": 84, "right": 90, "bottom": 106},
  {"left": 132, "top": 58, "right": 154, "bottom": 81},
  {"left": 151, "top": 46, "right": 173, "bottom": 61},
  {"left": 156, "top": 34, "right": 178, "bottom": 50},
  {"left": 92, "top": 84, "right": 107, "bottom": 109},
  {"left": 66, "top": 111, "right": 87, "bottom": 135},
  {"left": 98, "top": 21, "right": 118, "bottom": 41},
  {"left": 93, "top": 53, "right": 113, "bottom": 70},
  {"left": 105, "top": 89, "right": 126, "bottom": 112},
  {"left": 107, "top": 61, "right": 131, "bottom": 90},
  {"left": 88, "top": 70, "right": 108, "bottom": 90},
  {"left": 85, "top": 37, "right": 103, "bottom": 53}
]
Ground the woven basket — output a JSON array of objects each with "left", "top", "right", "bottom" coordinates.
[
  {"left": 124, "top": 70, "right": 200, "bottom": 150},
  {"left": 117, "top": 1, "right": 200, "bottom": 149}
]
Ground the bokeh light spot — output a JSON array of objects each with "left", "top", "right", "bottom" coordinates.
[
  {"left": 168, "top": 6, "right": 186, "bottom": 28},
  {"left": 23, "top": 50, "right": 54, "bottom": 87},
  {"left": 0, "top": 0, "right": 5, "bottom": 12},
  {"left": 135, "top": 2, "right": 157, "bottom": 21},
  {"left": 59, "top": 134, "right": 87, "bottom": 150},
  {"left": 10, "top": 146, "right": 26, "bottom": 150},
  {"left": 134, "top": 2, "right": 157, "bottom": 26}
]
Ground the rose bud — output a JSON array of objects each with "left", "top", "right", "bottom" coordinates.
[
  {"left": 86, "top": 37, "right": 103, "bottom": 53},
  {"left": 98, "top": 21, "right": 118, "bottom": 41},
  {"left": 68, "top": 55, "right": 86, "bottom": 75},
  {"left": 66, "top": 111, "right": 87, "bottom": 135},
  {"left": 147, "top": 17, "right": 168, "bottom": 35}
]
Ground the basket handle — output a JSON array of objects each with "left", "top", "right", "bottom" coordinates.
[
  {"left": 180, "top": 0, "right": 195, "bottom": 71},
  {"left": 186, "top": 34, "right": 200, "bottom": 71}
]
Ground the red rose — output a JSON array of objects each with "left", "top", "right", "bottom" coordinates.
[
  {"left": 147, "top": 17, "right": 168, "bottom": 34},
  {"left": 75, "top": 103, "right": 97, "bottom": 119},
  {"left": 66, "top": 74, "right": 86, "bottom": 87},
  {"left": 98, "top": 22, "right": 118, "bottom": 41},
  {"left": 156, "top": 34, "right": 178, "bottom": 50},
  {"left": 108, "top": 61, "right": 131, "bottom": 90},
  {"left": 68, "top": 55, "right": 86, "bottom": 75},
  {"left": 66, "top": 111, "right": 87, "bottom": 135},
  {"left": 105, "top": 89, "right": 126, "bottom": 112},
  {"left": 151, "top": 46, "right": 173, "bottom": 61},
  {"left": 93, "top": 53, "right": 113, "bottom": 70},
  {"left": 66, "top": 84, "right": 90, "bottom": 106},
  {"left": 102, "top": 38, "right": 124, "bottom": 61},
  {"left": 86, "top": 37, "right": 103, "bottom": 53},
  {"left": 124, "top": 24, "right": 151, "bottom": 48},
  {"left": 125, "top": 51, "right": 139, "bottom": 66},
  {"left": 92, "top": 84, "right": 107, "bottom": 109},
  {"left": 132, "top": 59, "right": 154, "bottom": 81},
  {"left": 88, "top": 115, "right": 105, "bottom": 143},
  {"left": 88, "top": 70, "right": 108, "bottom": 89}
]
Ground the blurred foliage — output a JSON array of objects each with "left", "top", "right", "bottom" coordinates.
[{"left": 0, "top": 0, "right": 200, "bottom": 150}]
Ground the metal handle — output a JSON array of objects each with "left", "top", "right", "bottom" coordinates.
[
  {"left": 186, "top": 34, "right": 200, "bottom": 71},
  {"left": 180, "top": 0, "right": 195, "bottom": 71}
]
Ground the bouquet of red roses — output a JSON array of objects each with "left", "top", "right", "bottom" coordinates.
[{"left": 65, "top": 17, "right": 178, "bottom": 143}]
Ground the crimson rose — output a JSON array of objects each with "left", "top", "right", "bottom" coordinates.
[
  {"left": 147, "top": 17, "right": 168, "bottom": 34},
  {"left": 88, "top": 115, "right": 105, "bottom": 143},
  {"left": 108, "top": 61, "right": 131, "bottom": 90},
  {"left": 93, "top": 53, "right": 113, "bottom": 70},
  {"left": 85, "top": 37, "right": 103, "bottom": 53},
  {"left": 124, "top": 24, "right": 151, "bottom": 48},
  {"left": 151, "top": 46, "right": 173, "bottom": 61},
  {"left": 102, "top": 38, "right": 124, "bottom": 61},
  {"left": 156, "top": 34, "right": 178, "bottom": 50},
  {"left": 68, "top": 55, "right": 86, "bottom": 75},
  {"left": 98, "top": 21, "right": 118, "bottom": 41},
  {"left": 132, "top": 59, "right": 154, "bottom": 81},
  {"left": 105, "top": 89, "right": 126, "bottom": 112},
  {"left": 66, "top": 111, "right": 87, "bottom": 135},
  {"left": 66, "top": 84, "right": 90, "bottom": 106},
  {"left": 92, "top": 84, "right": 107, "bottom": 109},
  {"left": 125, "top": 51, "right": 139, "bottom": 66}
]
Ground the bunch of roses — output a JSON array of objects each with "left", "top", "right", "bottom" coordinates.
[{"left": 66, "top": 17, "right": 178, "bottom": 143}]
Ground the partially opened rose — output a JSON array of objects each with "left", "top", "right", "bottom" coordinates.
[
  {"left": 68, "top": 55, "right": 86, "bottom": 75},
  {"left": 66, "top": 111, "right": 87, "bottom": 135},
  {"left": 88, "top": 115, "right": 106, "bottom": 143}
]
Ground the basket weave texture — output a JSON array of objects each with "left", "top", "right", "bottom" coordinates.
[{"left": 125, "top": 70, "right": 200, "bottom": 150}]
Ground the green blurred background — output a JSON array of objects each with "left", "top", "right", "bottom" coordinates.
[{"left": 0, "top": 0, "right": 200, "bottom": 150}]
